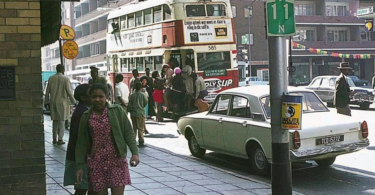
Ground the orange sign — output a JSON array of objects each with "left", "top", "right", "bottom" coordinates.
[
  {"left": 62, "top": 40, "right": 79, "bottom": 59},
  {"left": 60, "top": 25, "right": 75, "bottom": 40}
]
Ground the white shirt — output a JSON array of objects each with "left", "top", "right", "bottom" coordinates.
[{"left": 115, "top": 82, "right": 129, "bottom": 104}]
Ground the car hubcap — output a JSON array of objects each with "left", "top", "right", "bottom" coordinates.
[
  {"left": 254, "top": 149, "right": 265, "bottom": 169},
  {"left": 190, "top": 136, "right": 199, "bottom": 152}
]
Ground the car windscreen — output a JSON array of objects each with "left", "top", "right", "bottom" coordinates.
[
  {"left": 260, "top": 92, "right": 328, "bottom": 118},
  {"left": 346, "top": 78, "right": 356, "bottom": 87}
]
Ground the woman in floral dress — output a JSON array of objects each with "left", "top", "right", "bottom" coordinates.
[{"left": 75, "top": 83, "right": 139, "bottom": 195}]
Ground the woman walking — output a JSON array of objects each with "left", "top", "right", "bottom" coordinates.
[
  {"left": 152, "top": 71, "right": 165, "bottom": 122},
  {"left": 75, "top": 83, "right": 139, "bottom": 195}
]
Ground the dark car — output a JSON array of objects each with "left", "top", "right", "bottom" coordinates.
[
  {"left": 348, "top": 76, "right": 370, "bottom": 88},
  {"left": 306, "top": 75, "right": 374, "bottom": 110}
]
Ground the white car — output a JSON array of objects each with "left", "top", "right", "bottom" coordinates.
[{"left": 177, "top": 86, "right": 369, "bottom": 175}]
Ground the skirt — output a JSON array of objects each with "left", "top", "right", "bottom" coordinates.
[{"left": 153, "top": 89, "right": 163, "bottom": 103}]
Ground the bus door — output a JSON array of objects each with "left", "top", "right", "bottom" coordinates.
[{"left": 170, "top": 50, "right": 181, "bottom": 69}]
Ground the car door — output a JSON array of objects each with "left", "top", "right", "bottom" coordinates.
[
  {"left": 222, "top": 95, "right": 251, "bottom": 155},
  {"left": 201, "top": 94, "right": 230, "bottom": 151}
]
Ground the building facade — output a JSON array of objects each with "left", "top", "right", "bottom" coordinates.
[{"left": 232, "top": 0, "right": 375, "bottom": 84}]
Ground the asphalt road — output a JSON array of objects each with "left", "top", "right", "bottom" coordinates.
[{"left": 144, "top": 104, "right": 375, "bottom": 195}]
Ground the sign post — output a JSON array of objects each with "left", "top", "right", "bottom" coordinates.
[{"left": 266, "top": 0, "right": 295, "bottom": 194}]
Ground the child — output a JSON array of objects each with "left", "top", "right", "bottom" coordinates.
[
  {"left": 64, "top": 84, "right": 93, "bottom": 195},
  {"left": 128, "top": 82, "right": 148, "bottom": 147}
]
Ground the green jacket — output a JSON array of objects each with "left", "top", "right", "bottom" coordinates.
[
  {"left": 75, "top": 104, "right": 138, "bottom": 170},
  {"left": 128, "top": 91, "right": 148, "bottom": 117}
]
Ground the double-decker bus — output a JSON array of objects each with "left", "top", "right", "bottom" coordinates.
[{"left": 106, "top": 0, "right": 238, "bottom": 101}]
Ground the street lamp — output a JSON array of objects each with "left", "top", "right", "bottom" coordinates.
[{"left": 247, "top": 5, "right": 254, "bottom": 78}]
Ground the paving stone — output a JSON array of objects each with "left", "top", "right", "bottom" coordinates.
[
  {"left": 168, "top": 170, "right": 199, "bottom": 176},
  {"left": 142, "top": 188, "right": 183, "bottom": 195},
  {"left": 204, "top": 183, "right": 241, "bottom": 191},
  {"left": 172, "top": 185, "right": 211, "bottom": 193},
  {"left": 221, "top": 190, "right": 257, "bottom": 195},
  {"left": 158, "top": 167, "right": 186, "bottom": 172},
  {"left": 132, "top": 182, "right": 167, "bottom": 190},
  {"left": 232, "top": 181, "right": 270, "bottom": 190},
  {"left": 185, "top": 192, "right": 222, "bottom": 195},
  {"left": 123, "top": 190, "right": 147, "bottom": 195},
  {"left": 250, "top": 188, "right": 273, "bottom": 195},
  {"left": 149, "top": 163, "right": 177, "bottom": 168},
  {"left": 177, "top": 174, "right": 211, "bottom": 180},
  {"left": 139, "top": 171, "right": 171, "bottom": 178},
  {"left": 150, "top": 175, "right": 184, "bottom": 182},
  {"left": 47, "top": 189, "right": 72, "bottom": 195},
  {"left": 130, "top": 177, "right": 156, "bottom": 184},
  {"left": 190, "top": 179, "right": 224, "bottom": 185},
  {"left": 161, "top": 181, "right": 196, "bottom": 188}
]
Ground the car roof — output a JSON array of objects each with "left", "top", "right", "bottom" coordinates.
[{"left": 220, "top": 85, "right": 314, "bottom": 97}]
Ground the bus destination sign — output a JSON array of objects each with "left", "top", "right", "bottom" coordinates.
[{"left": 204, "top": 69, "right": 227, "bottom": 77}]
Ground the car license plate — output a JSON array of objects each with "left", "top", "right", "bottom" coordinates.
[{"left": 316, "top": 135, "right": 344, "bottom": 145}]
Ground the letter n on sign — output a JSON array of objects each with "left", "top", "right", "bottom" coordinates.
[{"left": 0, "top": 66, "right": 16, "bottom": 100}]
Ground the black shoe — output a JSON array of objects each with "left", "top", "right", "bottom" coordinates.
[
  {"left": 144, "top": 130, "right": 149, "bottom": 135},
  {"left": 52, "top": 140, "right": 57, "bottom": 144}
]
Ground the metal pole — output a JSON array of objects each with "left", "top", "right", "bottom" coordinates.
[
  {"left": 248, "top": 8, "right": 252, "bottom": 77},
  {"left": 288, "top": 37, "right": 293, "bottom": 85},
  {"left": 268, "top": 36, "right": 292, "bottom": 195}
]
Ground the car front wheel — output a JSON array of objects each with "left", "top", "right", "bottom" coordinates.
[
  {"left": 315, "top": 157, "right": 336, "bottom": 167},
  {"left": 249, "top": 145, "right": 270, "bottom": 175},
  {"left": 188, "top": 134, "right": 206, "bottom": 158}
]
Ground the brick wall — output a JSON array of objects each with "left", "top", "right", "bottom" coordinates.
[{"left": 0, "top": 1, "right": 46, "bottom": 195}]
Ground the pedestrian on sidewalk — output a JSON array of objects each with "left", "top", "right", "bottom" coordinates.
[
  {"left": 75, "top": 83, "right": 140, "bottom": 195},
  {"left": 334, "top": 62, "right": 355, "bottom": 116},
  {"left": 44, "top": 64, "right": 76, "bottom": 145},
  {"left": 64, "top": 84, "right": 94, "bottom": 195},
  {"left": 152, "top": 70, "right": 165, "bottom": 122},
  {"left": 129, "top": 69, "right": 140, "bottom": 94},
  {"left": 128, "top": 82, "right": 148, "bottom": 147},
  {"left": 115, "top": 74, "right": 130, "bottom": 113}
]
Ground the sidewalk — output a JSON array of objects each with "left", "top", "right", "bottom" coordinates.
[{"left": 44, "top": 117, "right": 303, "bottom": 195}]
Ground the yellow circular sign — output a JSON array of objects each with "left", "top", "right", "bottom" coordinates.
[
  {"left": 62, "top": 40, "right": 79, "bottom": 59},
  {"left": 60, "top": 25, "right": 75, "bottom": 40}
]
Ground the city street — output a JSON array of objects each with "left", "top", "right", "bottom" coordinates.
[
  {"left": 143, "top": 104, "right": 375, "bottom": 195},
  {"left": 43, "top": 103, "right": 375, "bottom": 195}
]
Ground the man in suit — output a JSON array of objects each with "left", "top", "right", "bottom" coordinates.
[
  {"left": 372, "top": 73, "right": 375, "bottom": 89},
  {"left": 334, "top": 62, "right": 355, "bottom": 116}
]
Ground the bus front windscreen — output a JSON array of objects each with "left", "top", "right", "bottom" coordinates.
[{"left": 197, "top": 51, "right": 231, "bottom": 71}]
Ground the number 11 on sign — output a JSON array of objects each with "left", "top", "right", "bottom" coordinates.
[{"left": 267, "top": 0, "right": 296, "bottom": 36}]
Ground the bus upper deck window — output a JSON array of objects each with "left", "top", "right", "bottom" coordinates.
[
  {"left": 128, "top": 13, "right": 135, "bottom": 28},
  {"left": 154, "top": 6, "right": 162, "bottom": 23},
  {"left": 120, "top": 16, "right": 126, "bottom": 29},
  {"left": 207, "top": 4, "right": 226, "bottom": 16},
  {"left": 144, "top": 9, "right": 152, "bottom": 25},
  {"left": 163, "top": 4, "right": 171, "bottom": 20},
  {"left": 135, "top": 11, "right": 143, "bottom": 26},
  {"left": 186, "top": 5, "right": 206, "bottom": 17}
]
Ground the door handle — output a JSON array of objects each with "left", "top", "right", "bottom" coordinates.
[
  {"left": 242, "top": 121, "right": 247, "bottom": 127},
  {"left": 218, "top": 118, "right": 223, "bottom": 123}
]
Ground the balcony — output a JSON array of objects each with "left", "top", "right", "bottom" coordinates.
[{"left": 296, "top": 15, "right": 365, "bottom": 25}]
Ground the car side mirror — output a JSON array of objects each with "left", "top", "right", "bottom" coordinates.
[{"left": 252, "top": 113, "right": 266, "bottom": 121}]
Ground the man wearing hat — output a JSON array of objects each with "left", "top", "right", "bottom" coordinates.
[
  {"left": 334, "top": 62, "right": 355, "bottom": 116},
  {"left": 89, "top": 66, "right": 108, "bottom": 91}
]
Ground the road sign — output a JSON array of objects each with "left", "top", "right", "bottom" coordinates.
[
  {"left": 62, "top": 40, "right": 79, "bottom": 59},
  {"left": 60, "top": 25, "right": 75, "bottom": 40},
  {"left": 266, "top": 0, "right": 296, "bottom": 36}
]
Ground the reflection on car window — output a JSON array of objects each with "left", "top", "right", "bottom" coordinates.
[
  {"left": 310, "top": 78, "right": 321, "bottom": 87},
  {"left": 197, "top": 52, "right": 231, "bottom": 71},
  {"left": 349, "top": 76, "right": 359, "bottom": 81},
  {"left": 329, "top": 78, "right": 335, "bottom": 86},
  {"left": 261, "top": 92, "right": 328, "bottom": 118},
  {"left": 321, "top": 78, "right": 329, "bottom": 86},
  {"left": 211, "top": 94, "right": 230, "bottom": 115},
  {"left": 230, "top": 96, "right": 251, "bottom": 118}
]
